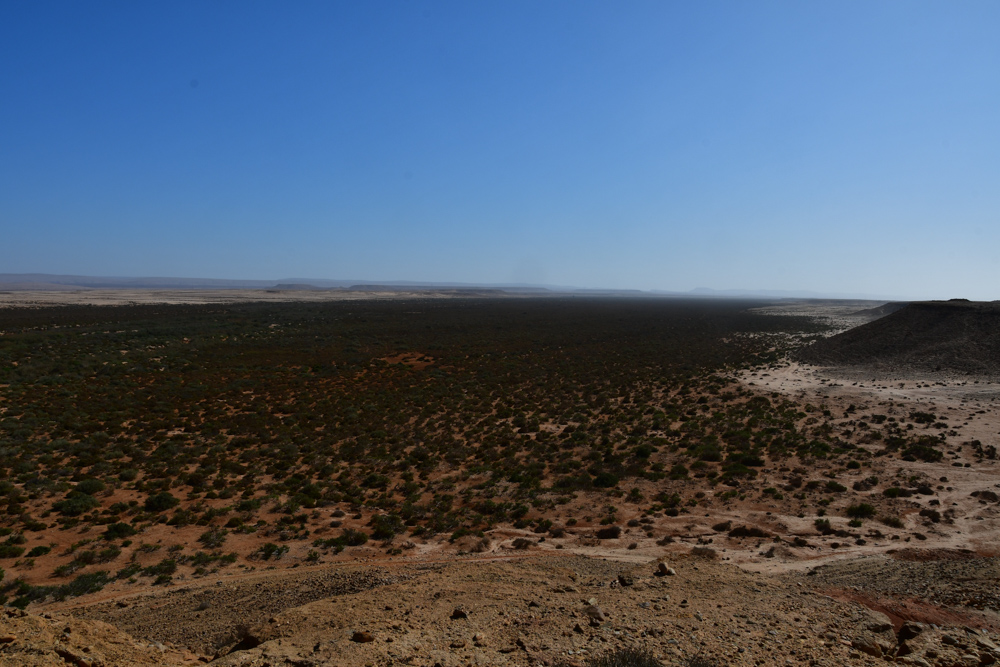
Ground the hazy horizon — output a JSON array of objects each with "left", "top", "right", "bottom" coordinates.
[{"left": 3, "top": 2, "right": 999, "bottom": 300}]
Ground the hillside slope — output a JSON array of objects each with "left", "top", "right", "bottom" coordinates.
[{"left": 797, "top": 300, "right": 1000, "bottom": 376}]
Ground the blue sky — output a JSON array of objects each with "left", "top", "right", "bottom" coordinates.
[{"left": 2, "top": 2, "right": 999, "bottom": 298}]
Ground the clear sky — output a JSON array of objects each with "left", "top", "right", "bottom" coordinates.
[{"left": 2, "top": 2, "right": 999, "bottom": 299}]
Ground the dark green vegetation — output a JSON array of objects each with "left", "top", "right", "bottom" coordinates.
[
  {"left": 559, "top": 646, "right": 667, "bottom": 667},
  {"left": 0, "top": 298, "right": 956, "bottom": 604},
  {"left": 0, "top": 299, "right": 813, "bottom": 523}
]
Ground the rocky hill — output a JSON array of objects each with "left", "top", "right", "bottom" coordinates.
[{"left": 797, "top": 300, "right": 1000, "bottom": 376}]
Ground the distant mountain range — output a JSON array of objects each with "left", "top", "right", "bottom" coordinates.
[{"left": 0, "top": 273, "right": 903, "bottom": 300}]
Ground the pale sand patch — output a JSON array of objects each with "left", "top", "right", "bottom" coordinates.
[
  {"left": 0, "top": 288, "right": 524, "bottom": 309},
  {"left": 734, "top": 361, "right": 1000, "bottom": 574}
]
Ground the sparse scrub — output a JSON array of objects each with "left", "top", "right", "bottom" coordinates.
[
  {"left": 846, "top": 503, "right": 876, "bottom": 519},
  {"left": 584, "top": 647, "right": 665, "bottom": 666},
  {"left": 0, "top": 298, "right": 918, "bottom": 595},
  {"left": 198, "top": 527, "right": 228, "bottom": 549}
]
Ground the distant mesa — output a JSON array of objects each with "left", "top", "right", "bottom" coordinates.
[
  {"left": 0, "top": 281, "right": 94, "bottom": 291},
  {"left": 796, "top": 300, "right": 1000, "bottom": 376},
  {"left": 347, "top": 284, "right": 507, "bottom": 295},
  {"left": 0, "top": 273, "right": 277, "bottom": 289}
]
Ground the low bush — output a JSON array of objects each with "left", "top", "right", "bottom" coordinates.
[
  {"left": 584, "top": 647, "right": 664, "bottom": 667},
  {"left": 727, "top": 525, "right": 770, "bottom": 539},
  {"left": 144, "top": 492, "right": 179, "bottom": 513},
  {"left": 846, "top": 503, "right": 876, "bottom": 519},
  {"left": 103, "top": 522, "right": 136, "bottom": 541},
  {"left": 198, "top": 528, "right": 228, "bottom": 549}
]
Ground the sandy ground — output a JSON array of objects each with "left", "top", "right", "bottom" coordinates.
[{"left": 731, "top": 361, "right": 1000, "bottom": 573}]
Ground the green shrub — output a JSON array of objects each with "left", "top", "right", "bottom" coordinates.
[
  {"left": 728, "top": 525, "right": 770, "bottom": 539},
  {"left": 919, "top": 508, "right": 941, "bottom": 523},
  {"left": 371, "top": 514, "right": 404, "bottom": 540},
  {"left": 721, "top": 462, "right": 756, "bottom": 480},
  {"left": 103, "top": 522, "right": 137, "bottom": 541},
  {"left": 75, "top": 479, "right": 106, "bottom": 495},
  {"left": 846, "top": 503, "right": 876, "bottom": 519},
  {"left": 902, "top": 443, "right": 943, "bottom": 463},
  {"left": 57, "top": 571, "right": 110, "bottom": 599},
  {"left": 142, "top": 558, "right": 177, "bottom": 577},
  {"left": 53, "top": 493, "right": 100, "bottom": 517},
  {"left": 595, "top": 525, "right": 621, "bottom": 539},
  {"left": 256, "top": 543, "right": 290, "bottom": 560},
  {"left": 341, "top": 528, "right": 369, "bottom": 546},
  {"left": 144, "top": 492, "right": 179, "bottom": 513},
  {"left": 726, "top": 452, "right": 764, "bottom": 468},
  {"left": 586, "top": 647, "right": 664, "bottom": 667},
  {"left": 198, "top": 527, "right": 228, "bottom": 549},
  {"left": 0, "top": 544, "right": 25, "bottom": 559},
  {"left": 116, "top": 562, "right": 141, "bottom": 579},
  {"left": 593, "top": 472, "right": 619, "bottom": 488},
  {"left": 236, "top": 498, "right": 262, "bottom": 513}
]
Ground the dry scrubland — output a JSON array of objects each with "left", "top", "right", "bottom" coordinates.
[{"left": 0, "top": 295, "right": 998, "bottom": 666}]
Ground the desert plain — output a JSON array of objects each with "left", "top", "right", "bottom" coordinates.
[{"left": 0, "top": 291, "right": 999, "bottom": 667}]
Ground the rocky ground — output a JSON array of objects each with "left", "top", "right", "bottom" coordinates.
[
  {"left": 804, "top": 550, "right": 1000, "bottom": 622},
  {"left": 64, "top": 566, "right": 405, "bottom": 656},
  {"left": 0, "top": 605, "right": 181, "bottom": 666},
  {"left": 7, "top": 550, "right": 1000, "bottom": 667}
]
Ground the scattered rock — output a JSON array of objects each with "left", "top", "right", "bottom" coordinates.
[
  {"left": 55, "top": 647, "right": 103, "bottom": 667},
  {"left": 899, "top": 622, "right": 927, "bottom": 642},
  {"left": 654, "top": 562, "right": 678, "bottom": 578},
  {"left": 851, "top": 634, "right": 883, "bottom": 659},
  {"left": 350, "top": 631, "right": 375, "bottom": 643},
  {"left": 584, "top": 605, "right": 606, "bottom": 627}
]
